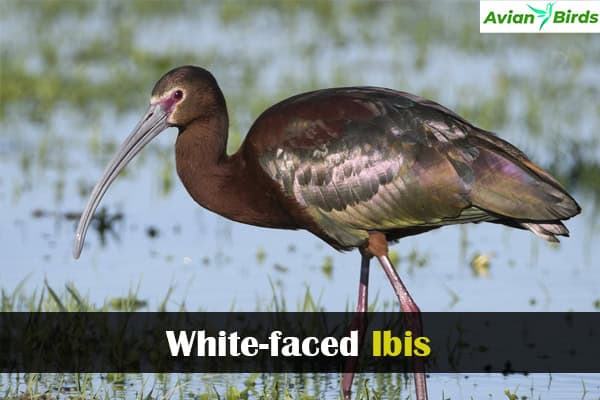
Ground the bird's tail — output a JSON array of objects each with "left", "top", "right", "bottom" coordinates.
[
  {"left": 520, "top": 221, "right": 569, "bottom": 243},
  {"left": 467, "top": 131, "right": 581, "bottom": 242}
]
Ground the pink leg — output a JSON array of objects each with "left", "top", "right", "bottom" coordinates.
[
  {"left": 342, "top": 255, "right": 370, "bottom": 400},
  {"left": 377, "top": 254, "right": 428, "bottom": 400}
]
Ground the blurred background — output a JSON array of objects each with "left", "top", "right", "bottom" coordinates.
[{"left": 1, "top": 1, "right": 599, "bottom": 399}]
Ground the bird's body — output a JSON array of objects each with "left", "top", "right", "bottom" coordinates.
[
  {"left": 174, "top": 82, "right": 578, "bottom": 251},
  {"left": 74, "top": 66, "right": 581, "bottom": 400}
]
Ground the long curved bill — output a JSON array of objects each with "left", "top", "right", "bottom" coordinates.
[{"left": 73, "top": 103, "right": 169, "bottom": 259}]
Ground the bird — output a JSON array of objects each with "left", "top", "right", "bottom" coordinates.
[
  {"left": 73, "top": 65, "right": 581, "bottom": 400},
  {"left": 528, "top": 2, "right": 555, "bottom": 31}
]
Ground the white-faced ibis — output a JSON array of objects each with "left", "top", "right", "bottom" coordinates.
[{"left": 73, "top": 65, "right": 580, "bottom": 400}]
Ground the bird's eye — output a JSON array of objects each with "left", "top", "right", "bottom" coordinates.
[{"left": 173, "top": 90, "right": 183, "bottom": 100}]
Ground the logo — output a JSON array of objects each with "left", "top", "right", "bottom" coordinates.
[
  {"left": 480, "top": 1, "right": 600, "bottom": 33},
  {"left": 528, "top": 2, "right": 555, "bottom": 31}
]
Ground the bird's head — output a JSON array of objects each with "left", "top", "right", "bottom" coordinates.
[
  {"left": 151, "top": 65, "right": 226, "bottom": 128},
  {"left": 72, "top": 65, "right": 223, "bottom": 259}
]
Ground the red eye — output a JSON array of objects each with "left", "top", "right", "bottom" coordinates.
[{"left": 173, "top": 90, "right": 183, "bottom": 100}]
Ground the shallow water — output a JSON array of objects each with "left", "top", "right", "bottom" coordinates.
[{"left": 1, "top": 1, "right": 599, "bottom": 399}]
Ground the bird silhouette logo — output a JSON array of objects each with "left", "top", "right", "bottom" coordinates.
[{"left": 528, "top": 2, "right": 556, "bottom": 31}]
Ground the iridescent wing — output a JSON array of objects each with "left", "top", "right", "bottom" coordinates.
[{"left": 251, "top": 88, "right": 579, "bottom": 248}]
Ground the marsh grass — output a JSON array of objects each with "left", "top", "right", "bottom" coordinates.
[
  {"left": 0, "top": 280, "right": 416, "bottom": 400},
  {"left": 3, "top": 280, "right": 586, "bottom": 399}
]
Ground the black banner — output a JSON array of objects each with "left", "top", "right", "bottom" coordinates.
[{"left": 0, "top": 312, "right": 598, "bottom": 373}]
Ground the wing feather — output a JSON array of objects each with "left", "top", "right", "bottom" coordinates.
[{"left": 253, "top": 87, "right": 579, "bottom": 247}]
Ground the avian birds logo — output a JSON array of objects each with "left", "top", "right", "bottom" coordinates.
[{"left": 528, "top": 2, "right": 556, "bottom": 30}]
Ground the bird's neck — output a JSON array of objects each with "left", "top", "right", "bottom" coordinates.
[{"left": 175, "top": 116, "right": 295, "bottom": 229}]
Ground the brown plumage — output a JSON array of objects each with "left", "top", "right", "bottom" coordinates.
[
  {"left": 73, "top": 66, "right": 581, "bottom": 400},
  {"left": 249, "top": 86, "right": 579, "bottom": 248}
]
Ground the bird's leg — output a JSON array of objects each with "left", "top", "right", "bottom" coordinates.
[
  {"left": 368, "top": 232, "right": 428, "bottom": 400},
  {"left": 377, "top": 254, "right": 428, "bottom": 400},
  {"left": 342, "top": 254, "right": 370, "bottom": 400}
]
